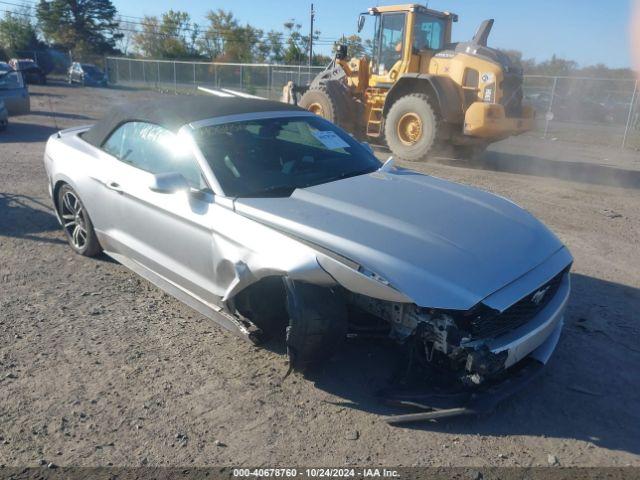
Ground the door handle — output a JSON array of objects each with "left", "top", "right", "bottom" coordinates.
[{"left": 106, "top": 181, "right": 124, "bottom": 193}]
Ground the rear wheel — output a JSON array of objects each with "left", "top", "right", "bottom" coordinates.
[
  {"left": 384, "top": 94, "right": 438, "bottom": 162},
  {"left": 57, "top": 185, "right": 102, "bottom": 257}
]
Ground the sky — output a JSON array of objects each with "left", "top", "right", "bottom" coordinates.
[{"left": 111, "top": 0, "right": 634, "bottom": 68}]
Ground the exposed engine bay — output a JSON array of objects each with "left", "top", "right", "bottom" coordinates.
[
  {"left": 234, "top": 265, "right": 568, "bottom": 404},
  {"left": 347, "top": 293, "right": 508, "bottom": 388}
]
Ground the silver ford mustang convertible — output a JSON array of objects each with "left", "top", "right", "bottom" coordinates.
[{"left": 44, "top": 96, "right": 572, "bottom": 421}]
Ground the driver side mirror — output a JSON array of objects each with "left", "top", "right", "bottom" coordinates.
[{"left": 149, "top": 172, "right": 190, "bottom": 194}]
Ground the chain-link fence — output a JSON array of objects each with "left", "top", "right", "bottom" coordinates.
[
  {"left": 106, "top": 56, "right": 640, "bottom": 150},
  {"left": 523, "top": 75, "right": 640, "bottom": 150},
  {"left": 105, "top": 57, "right": 323, "bottom": 101}
]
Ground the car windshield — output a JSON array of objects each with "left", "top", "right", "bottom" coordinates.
[
  {"left": 0, "top": 71, "right": 24, "bottom": 90},
  {"left": 192, "top": 115, "right": 381, "bottom": 198}
]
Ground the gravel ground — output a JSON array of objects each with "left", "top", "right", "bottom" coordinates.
[{"left": 1, "top": 81, "right": 639, "bottom": 468}]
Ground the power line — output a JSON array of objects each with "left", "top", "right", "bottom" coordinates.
[
  {"left": 0, "top": 5, "right": 339, "bottom": 56},
  {"left": 0, "top": 0, "right": 340, "bottom": 42},
  {"left": 0, "top": 6, "right": 338, "bottom": 48}
]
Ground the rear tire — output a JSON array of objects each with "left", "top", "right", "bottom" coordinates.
[
  {"left": 384, "top": 94, "right": 438, "bottom": 162},
  {"left": 57, "top": 185, "right": 102, "bottom": 257}
]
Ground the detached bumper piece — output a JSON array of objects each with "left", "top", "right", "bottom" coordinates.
[{"left": 381, "top": 358, "right": 544, "bottom": 424}]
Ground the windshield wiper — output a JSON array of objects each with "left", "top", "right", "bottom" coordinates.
[
  {"left": 318, "top": 167, "right": 377, "bottom": 186},
  {"left": 243, "top": 185, "right": 297, "bottom": 198}
]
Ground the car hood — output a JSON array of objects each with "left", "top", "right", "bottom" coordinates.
[{"left": 234, "top": 169, "right": 564, "bottom": 310}]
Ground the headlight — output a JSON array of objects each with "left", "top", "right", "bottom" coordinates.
[{"left": 483, "top": 84, "right": 495, "bottom": 103}]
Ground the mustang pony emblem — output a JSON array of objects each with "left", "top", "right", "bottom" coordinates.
[{"left": 531, "top": 286, "right": 551, "bottom": 306}]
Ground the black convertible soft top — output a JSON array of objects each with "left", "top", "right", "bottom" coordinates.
[{"left": 82, "top": 95, "right": 304, "bottom": 147}]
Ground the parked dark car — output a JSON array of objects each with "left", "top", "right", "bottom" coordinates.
[
  {"left": 8, "top": 58, "right": 47, "bottom": 85},
  {"left": 68, "top": 62, "right": 108, "bottom": 87},
  {"left": 0, "top": 67, "right": 30, "bottom": 115},
  {"left": 0, "top": 99, "right": 8, "bottom": 131}
]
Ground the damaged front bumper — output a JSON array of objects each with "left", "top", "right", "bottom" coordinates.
[
  {"left": 382, "top": 318, "right": 563, "bottom": 424},
  {"left": 380, "top": 272, "right": 570, "bottom": 423}
]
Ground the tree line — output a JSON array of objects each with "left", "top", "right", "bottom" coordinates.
[
  {"left": 0, "top": 0, "right": 334, "bottom": 66},
  {"left": 0, "top": 0, "right": 634, "bottom": 78}
]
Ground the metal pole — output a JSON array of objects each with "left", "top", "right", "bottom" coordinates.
[
  {"left": 622, "top": 79, "right": 638, "bottom": 150},
  {"left": 240, "top": 65, "right": 243, "bottom": 90},
  {"left": 157, "top": 61, "right": 160, "bottom": 88},
  {"left": 142, "top": 60, "right": 146, "bottom": 84},
  {"left": 543, "top": 76, "right": 558, "bottom": 139},
  {"left": 214, "top": 64, "right": 218, "bottom": 87},
  {"left": 193, "top": 62, "right": 196, "bottom": 91},
  {"left": 309, "top": 3, "right": 315, "bottom": 68},
  {"left": 129, "top": 58, "right": 132, "bottom": 82},
  {"left": 267, "top": 65, "right": 272, "bottom": 99},
  {"left": 173, "top": 61, "right": 177, "bottom": 94},
  {"left": 115, "top": 59, "right": 119, "bottom": 84}
]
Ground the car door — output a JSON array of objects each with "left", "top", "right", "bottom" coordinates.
[
  {"left": 99, "top": 121, "right": 220, "bottom": 305},
  {"left": 0, "top": 71, "right": 29, "bottom": 115},
  {"left": 72, "top": 64, "right": 81, "bottom": 83}
]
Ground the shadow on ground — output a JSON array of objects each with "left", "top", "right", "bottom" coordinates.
[
  {"left": 1, "top": 122, "right": 59, "bottom": 143},
  {"left": 443, "top": 151, "right": 640, "bottom": 189},
  {"left": 0, "top": 192, "right": 64, "bottom": 244},
  {"left": 373, "top": 145, "right": 640, "bottom": 189},
  {"left": 303, "top": 273, "right": 640, "bottom": 456},
  {"left": 29, "top": 110, "right": 93, "bottom": 121}
]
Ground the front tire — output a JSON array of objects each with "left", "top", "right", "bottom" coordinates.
[
  {"left": 384, "top": 94, "right": 438, "bottom": 162},
  {"left": 299, "top": 81, "right": 357, "bottom": 133},
  {"left": 57, "top": 185, "right": 102, "bottom": 257}
]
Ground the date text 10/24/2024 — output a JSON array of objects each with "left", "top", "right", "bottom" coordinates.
[{"left": 233, "top": 469, "right": 401, "bottom": 478}]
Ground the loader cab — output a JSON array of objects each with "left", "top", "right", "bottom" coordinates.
[{"left": 367, "top": 5, "right": 455, "bottom": 87}]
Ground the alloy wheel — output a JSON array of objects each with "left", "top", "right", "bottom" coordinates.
[{"left": 60, "top": 191, "right": 88, "bottom": 250}]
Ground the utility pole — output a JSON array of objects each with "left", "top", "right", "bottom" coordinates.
[{"left": 309, "top": 3, "right": 315, "bottom": 67}]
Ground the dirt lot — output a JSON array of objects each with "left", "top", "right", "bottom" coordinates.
[{"left": 1, "top": 81, "right": 639, "bottom": 468}]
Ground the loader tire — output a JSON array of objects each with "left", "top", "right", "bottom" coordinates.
[
  {"left": 384, "top": 94, "right": 438, "bottom": 162},
  {"left": 299, "top": 81, "right": 356, "bottom": 132}
]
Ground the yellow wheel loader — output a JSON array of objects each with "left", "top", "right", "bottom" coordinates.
[{"left": 296, "top": 4, "right": 535, "bottom": 161}]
